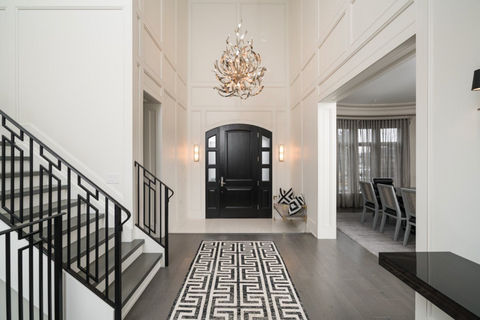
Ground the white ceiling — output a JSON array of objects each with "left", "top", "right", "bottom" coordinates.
[{"left": 340, "top": 57, "right": 416, "bottom": 105}]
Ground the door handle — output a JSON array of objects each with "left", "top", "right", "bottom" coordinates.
[{"left": 221, "top": 176, "right": 226, "bottom": 187}]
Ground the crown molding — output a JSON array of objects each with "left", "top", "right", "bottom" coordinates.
[{"left": 337, "top": 102, "right": 416, "bottom": 117}]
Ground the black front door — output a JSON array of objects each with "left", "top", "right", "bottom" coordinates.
[{"left": 206, "top": 124, "right": 272, "bottom": 219}]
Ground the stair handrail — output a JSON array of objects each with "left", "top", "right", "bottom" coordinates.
[
  {"left": 134, "top": 161, "right": 174, "bottom": 266},
  {"left": 0, "top": 109, "right": 130, "bottom": 320},
  {"left": 0, "top": 109, "right": 131, "bottom": 226},
  {"left": 0, "top": 212, "right": 65, "bottom": 320}
]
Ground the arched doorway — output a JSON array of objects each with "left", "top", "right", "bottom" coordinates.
[{"left": 205, "top": 124, "right": 272, "bottom": 219}]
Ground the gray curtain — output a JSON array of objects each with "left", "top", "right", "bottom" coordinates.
[{"left": 337, "top": 118, "right": 410, "bottom": 208}]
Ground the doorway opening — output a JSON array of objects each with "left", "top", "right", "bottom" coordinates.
[
  {"left": 205, "top": 124, "right": 272, "bottom": 219},
  {"left": 143, "top": 91, "right": 161, "bottom": 176},
  {"left": 335, "top": 56, "right": 417, "bottom": 256}
]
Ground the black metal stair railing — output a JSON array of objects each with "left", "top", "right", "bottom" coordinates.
[
  {"left": 1, "top": 213, "right": 65, "bottom": 320},
  {"left": 134, "top": 161, "right": 174, "bottom": 266},
  {"left": 0, "top": 109, "right": 131, "bottom": 320}
]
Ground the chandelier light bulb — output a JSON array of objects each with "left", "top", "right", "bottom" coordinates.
[{"left": 213, "top": 20, "right": 267, "bottom": 100}]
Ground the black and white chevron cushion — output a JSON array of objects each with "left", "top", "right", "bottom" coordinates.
[
  {"left": 289, "top": 194, "right": 305, "bottom": 216},
  {"left": 278, "top": 188, "right": 294, "bottom": 204}
]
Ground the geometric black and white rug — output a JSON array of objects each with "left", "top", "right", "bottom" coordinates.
[{"left": 168, "top": 241, "right": 309, "bottom": 319}]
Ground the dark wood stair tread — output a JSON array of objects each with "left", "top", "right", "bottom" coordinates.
[
  {"left": 41, "top": 213, "right": 105, "bottom": 236},
  {"left": 78, "top": 239, "right": 145, "bottom": 283},
  {"left": 0, "top": 199, "right": 79, "bottom": 221},
  {"left": 3, "top": 185, "right": 68, "bottom": 198},
  {"left": 107, "top": 253, "right": 162, "bottom": 306},
  {"left": 3, "top": 171, "right": 45, "bottom": 178},
  {"left": 2, "top": 156, "right": 31, "bottom": 161},
  {"left": 63, "top": 227, "right": 115, "bottom": 263}
]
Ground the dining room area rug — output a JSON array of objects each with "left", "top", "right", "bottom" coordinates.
[{"left": 168, "top": 241, "right": 309, "bottom": 320}]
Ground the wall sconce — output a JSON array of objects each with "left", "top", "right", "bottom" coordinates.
[
  {"left": 472, "top": 69, "right": 480, "bottom": 91},
  {"left": 194, "top": 144, "right": 199, "bottom": 162},
  {"left": 279, "top": 144, "right": 285, "bottom": 162}
]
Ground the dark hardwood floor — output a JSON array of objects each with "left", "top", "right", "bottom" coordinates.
[{"left": 125, "top": 232, "right": 415, "bottom": 320}]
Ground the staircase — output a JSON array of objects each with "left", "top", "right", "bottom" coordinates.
[{"left": 0, "top": 109, "right": 172, "bottom": 320}]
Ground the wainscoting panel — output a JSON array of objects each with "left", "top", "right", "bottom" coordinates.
[
  {"left": 205, "top": 111, "right": 273, "bottom": 131},
  {"left": 351, "top": 0, "right": 398, "bottom": 44},
  {"left": 318, "top": 13, "right": 347, "bottom": 77},
  {"left": 240, "top": 3, "right": 286, "bottom": 84},
  {"left": 144, "top": 0, "right": 162, "bottom": 39},
  {"left": 191, "top": 87, "right": 237, "bottom": 108},
  {"left": 240, "top": 87, "right": 286, "bottom": 108},
  {"left": 290, "top": 75, "right": 301, "bottom": 105},
  {"left": 0, "top": 9, "right": 6, "bottom": 113},
  {"left": 143, "top": 26, "right": 162, "bottom": 78},
  {"left": 301, "top": 0, "right": 317, "bottom": 62},
  {"left": 190, "top": 2, "right": 237, "bottom": 83},
  {"left": 302, "top": 54, "right": 317, "bottom": 92},
  {"left": 163, "top": 55, "right": 176, "bottom": 93},
  {"left": 318, "top": 0, "right": 345, "bottom": 40},
  {"left": 162, "top": 0, "right": 176, "bottom": 60}
]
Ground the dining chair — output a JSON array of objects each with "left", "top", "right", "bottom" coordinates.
[
  {"left": 401, "top": 188, "right": 416, "bottom": 246},
  {"left": 378, "top": 184, "right": 407, "bottom": 241},
  {"left": 359, "top": 181, "right": 382, "bottom": 230},
  {"left": 372, "top": 178, "right": 394, "bottom": 199}
]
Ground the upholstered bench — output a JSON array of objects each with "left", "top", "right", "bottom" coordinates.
[{"left": 273, "top": 200, "right": 307, "bottom": 233}]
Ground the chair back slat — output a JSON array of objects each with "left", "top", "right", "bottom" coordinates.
[
  {"left": 378, "top": 184, "right": 401, "bottom": 214},
  {"left": 401, "top": 188, "right": 416, "bottom": 218},
  {"left": 360, "top": 181, "right": 376, "bottom": 204}
]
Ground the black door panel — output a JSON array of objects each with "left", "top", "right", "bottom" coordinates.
[{"left": 205, "top": 124, "right": 272, "bottom": 219}]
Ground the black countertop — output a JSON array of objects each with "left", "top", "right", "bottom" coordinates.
[{"left": 379, "top": 252, "right": 480, "bottom": 320}]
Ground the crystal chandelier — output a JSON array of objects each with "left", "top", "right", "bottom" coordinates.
[{"left": 213, "top": 21, "right": 267, "bottom": 100}]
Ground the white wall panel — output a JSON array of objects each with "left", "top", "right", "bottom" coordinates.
[
  {"left": 318, "top": 0, "right": 345, "bottom": 39},
  {"left": 191, "top": 87, "right": 237, "bottom": 108},
  {"left": 144, "top": 0, "right": 162, "bottom": 39},
  {"left": 275, "top": 111, "right": 289, "bottom": 190},
  {"left": 302, "top": 92, "right": 318, "bottom": 235},
  {"left": 163, "top": 55, "right": 176, "bottom": 92},
  {"left": 161, "top": 93, "right": 177, "bottom": 225},
  {"left": 143, "top": 70, "right": 162, "bottom": 97},
  {"left": 288, "top": 0, "right": 301, "bottom": 77},
  {"left": 0, "top": 9, "right": 6, "bottom": 113},
  {"left": 162, "top": 0, "right": 176, "bottom": 59},
  {"left": 318, "top": 14, "right": 346, "bottom": 77},
  {"left": 240, "top": 3, "right": 286, "bottom": 83},
  {"left": 290, "top": 76, "right": 301, "bottom": 104},
  {"left": 17, "top": 8, "right": 126, "bottom": 196},
  {"left": 205, "top": 111, "right": 273, "bottom": 130},
  {"left": 189, "top": 0, "right": 288, "bottom": 220},
  {"left": 290, "top": 105, "right": 302, "bottom": 195},
  {"left": 351, "top": 0, "right": 397, "bottom": 44},
  {"left": 301, "top": 0, "right": 317, "bottom": 62},
  {"left": 302, "top": 55, "right": 317, "bottom": 91},
  {"left": 177, "top": 75, "right": 187, "bottom": 104},
  {"left": 175, "top": 105, "right": 188, "bottom": 228},
  {"left": 143, "top": 27, "right": 162, "bottom": 77},
  {"left": 240, "top": 87, "right": 286, "bottom": 108},
  {"left": 190, "top": 111, "right": 203, "bottom": 218},
  {"left": 177, "top": 0, "right": 188, "bottom": 79},
  {"left": 191, "top": 2, "right": 237, "bottom": 83}
]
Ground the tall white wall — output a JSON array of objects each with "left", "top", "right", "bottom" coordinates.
[
  {"left": 290, "top": 0, "right": 416, "bottom": 238},
  {"left": 188, "top": 0, "right": 290, "bottom": 220},
  {"left": 0, "top": 0, "right": 133, "bottom": 210},
  {"left": 132, "top": 0, "right": 189, "bottom": 232},
  {"left": 416, "top": 1, "right": 480, "bottom": 319}
]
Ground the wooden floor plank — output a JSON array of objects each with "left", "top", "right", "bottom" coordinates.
[{"left": 125, "top": 232, "right": 415, "bottom": 320}]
